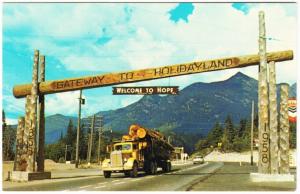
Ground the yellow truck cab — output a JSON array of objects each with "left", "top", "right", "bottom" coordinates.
[
  {"left": 102, "top": 141, "right": 142, "bottom": 178},
  {"left": 102, "top": 124, "right": 174, "bottom": 178}
]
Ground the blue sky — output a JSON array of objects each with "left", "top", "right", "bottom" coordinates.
[{"left": 2, "top": 3, "right": 297, "bottom": 124}]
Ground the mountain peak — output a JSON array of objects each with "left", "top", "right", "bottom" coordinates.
[
  {"left": 230, "top": 72, "right": 252, "bottom": 80},
  {"left": 223, "top": 72, "right": 256, "bottom": 85}
]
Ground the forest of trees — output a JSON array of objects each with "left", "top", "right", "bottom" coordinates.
[
  {"left": 45, "top": 119, "right": 112, "bottom": 163},
  {"left": 194, "top": 114, "right": 297, "bottom": 154},
  {"left": 2, "top": 110, "right": 16, "bottom": 161},
  {"left": 2, "top": 109, "right": 297, "bottom": 162}
]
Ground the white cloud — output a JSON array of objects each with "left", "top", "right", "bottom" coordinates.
[
  {"left": 6, "top": 118, "right": 18, "bottom": 125},
  {"left": 2, "top": 94, "right": 25, "bottom": 115},
  {"left": 3, "top": 3, "right": 297, "bottom": 119},
  {"left": 4, "top": 3, "right": 296, "bottom": 85},
  {"left": 45, "top": 91, "right": 81, "bottom": 116}
]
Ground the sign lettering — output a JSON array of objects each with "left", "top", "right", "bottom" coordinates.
[
  {"left": 262, "top": 132, "right": 269, "bottom": 163},
  {"left": 13, "top": 50, "right": 293, "bottom": 98},
  {"left": 113, "top": 86, "right": 179, "bottom": 95}
]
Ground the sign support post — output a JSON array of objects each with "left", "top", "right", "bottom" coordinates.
[
  {"left": 258, "top": 11, "right": 270, "bottom": 174},
  {"left": 27, "top": 50, "right": 39, "bottom": 172},
  {"left": 269, "top": 61, "right": 279, "bottom": 174},
  {"left": 279, "top": 84, "right": 290, "bottom": 174},
  {"left": 37, "top": 55, "right": 46, "bottom": 172}
]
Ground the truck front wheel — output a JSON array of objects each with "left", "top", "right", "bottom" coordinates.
[
  {"left": 103, "top": 171, "right": 111, "bottom": 178},
  {"left": 130, "top": 163, "right": 138, "bottom": 178},
  {"left": 124, "top": 171, "right": 130, "bottom": 177}
]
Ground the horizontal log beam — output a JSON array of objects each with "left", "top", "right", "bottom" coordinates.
[{"left": 13, "top": 50, "right": 293, "bottom": 98}]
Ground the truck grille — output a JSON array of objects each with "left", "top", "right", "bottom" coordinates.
[{"left": 110, "top": 150, "right": 123, "bottom": 167}]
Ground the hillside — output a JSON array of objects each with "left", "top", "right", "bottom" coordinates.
[
  {"left": 98, "top": 72, "right": 258, "bottom": 134},
  {"left": 45, "top": 114, "right": 77, "bottom": 144},
  {"left": 8, "top": 72, "right": 296, "bottom": 150}
]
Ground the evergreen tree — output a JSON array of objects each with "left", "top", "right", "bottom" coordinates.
[
  {"left": 2, "top": 109, "right": 6, "bottom": 132},
  {"left": 221, "top": 126, "right": 230, "bottom": 151},
  {"left": 206, "top": 121, "right": 223, "bottom": 147},
  {"left": 3, "top": 125, "right": 16, "bottom": 160},
  {"left": 224, "top": 115, "right": 235, "bottom": 144},
  {"left": 2, "top": 110, "right": 16, "bottom": 161},
  {"left": 237, "top": 119, "right": 247, "bottom": 138},
  {"left": 59, "top": 130, "right": 64, "bottom": 142},
  {"left": 232, "top": 135, "right": 244, "bottom": 152},
  {"left": 242, "top": 119, "right": 251, "bottom": 148},
  {"left": 79, "top": 123, "right": 88, "bottom": 160},
  {"left": 65, "top": 119, "right": 75, "bottom": 146},
  {"left": 45, "top": 141, "right": 65, "bottom": 162}
]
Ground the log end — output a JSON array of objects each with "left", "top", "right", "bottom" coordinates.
[{"left": 13, "top": 84, "right": 31, "bottom": 98}]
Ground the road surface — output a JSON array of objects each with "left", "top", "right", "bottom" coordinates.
[{"left": 4, "top": 162, "right": 223, "bottom": 191}]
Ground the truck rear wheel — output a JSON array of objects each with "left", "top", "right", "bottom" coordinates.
[
  {"left": 162, "top": 161, "right": 169, "bottom": 172},
  {"left": 130, "top": 163, "right": 138, "bottom": 178},
  {"left": 103, "top": 171, "right": 111, "bottom": 178},
  {"left": 167, "top": 162, "right": 172, "bottom": 172},
  {"left": 150, "top": 161, "right": 157, "bottom": 175}
]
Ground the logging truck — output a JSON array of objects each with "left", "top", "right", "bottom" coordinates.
[{"left": 101, "top": 124, "right": 174, "bottom": 178}]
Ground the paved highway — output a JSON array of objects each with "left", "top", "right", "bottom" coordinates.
[{"left": 4, "top": 162, "right": 223, "bottom": 191}]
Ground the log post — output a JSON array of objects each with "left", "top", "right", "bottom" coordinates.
[
  {"left": 22, "top": 95, "right": 31, "bottom": 171},
  {"left": 12, "top": 50, "right": 293, "bottom": 98},
  {"left": 269, "top": 61, "right": 279, "bottom": 174},
  {"left": 27, "top": 50, "right": 39, "bottom": 172},
  {"left": 37, "top": 55, "right": 45, "bottom": 172},
  {"left": 258, "top": 11, "right": 270, "bottom": 174},
  {"left": 14, "top": 117, "right": 25, "bottom": 171},
  {"left": 279, "top": 84, "right": 290, "bottom": 174}
]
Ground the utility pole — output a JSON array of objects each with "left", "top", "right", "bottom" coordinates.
[
  {"left": 75, "top": 90, "right": 84, "bottom": 168},
  {"left": 64, "top": 144, "right": 70, "bottom": 162},
  {"left": 110, "top": 125, "right": 113, "bottom": 143},
  {"left": 97, "top": 116, "right": 103, "bottom": 165},
  {"left": 251, "top": 100, "right": 254, "bottom": 166},
  {"left": 86, "top": 133, "right": 90, "bottom": 162},
  {"left": 88, "top": 115, "right": 95, "bottom": 166}
]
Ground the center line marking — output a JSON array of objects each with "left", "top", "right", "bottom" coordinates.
[
  {"left": 79, "top": 185, "right": 92, "bottom": 189},
  {"left": 130, "top": 179, "right": 141, "bottom": 181},
  {"left": 112, "top": 180, "right": 120, "bottom": 183},
  {"left": 95, "top": 185, "right": 106, "bottom": 189},
  {"left": 114, "top": 182, "right": 125, "bottom": 185},
  {"left": 146, "top": 176, "right": 155, "bottom": 178},
  {"left": 97, "top": 182, "right": 107, "bottom": 185}
]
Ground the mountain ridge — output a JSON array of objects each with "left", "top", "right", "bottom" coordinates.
[{"left": 8, "top": 72, "right": 296, "bottom": 147}]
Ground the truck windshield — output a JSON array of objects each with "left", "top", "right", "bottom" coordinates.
[{"left": 115, "top": 144, "right": 131, "bottom": 151}]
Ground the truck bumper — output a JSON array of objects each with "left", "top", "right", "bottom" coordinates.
[{"left": 102, "top": 166, "right": 132, "bottom": 172}]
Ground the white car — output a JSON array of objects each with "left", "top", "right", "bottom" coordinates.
[{"left": 193, "top": 156, "right": 204, "bottom": 164}]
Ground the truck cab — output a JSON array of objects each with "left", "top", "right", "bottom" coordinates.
[
  {"left": 101, "top": 124, "right": 173, "bottom": 178},
  {"left": 102, "top": 141, "right": 142, "bottom": 178}
]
